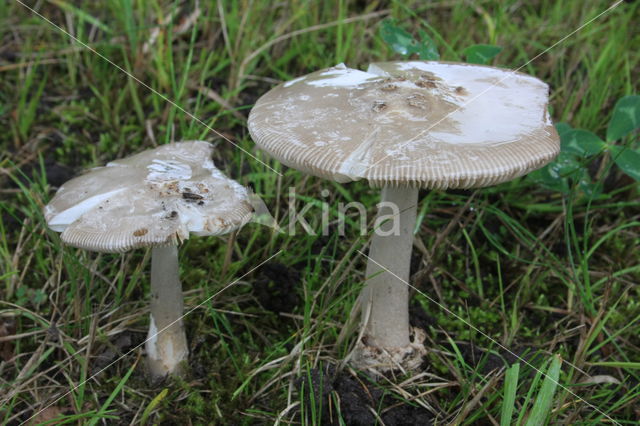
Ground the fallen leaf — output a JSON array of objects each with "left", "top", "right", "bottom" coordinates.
[
  {"left": 579, "top": 375, "right": 621, "bottom": 385},
  {"left": 28, "top": 406, "right": 65, "bottom": 425}
]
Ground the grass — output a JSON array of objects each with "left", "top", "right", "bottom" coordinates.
[{"left": 1, "top": 0, "right": 639, "bottom": 424}]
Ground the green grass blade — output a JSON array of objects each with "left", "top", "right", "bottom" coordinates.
[
  {"left": 525, "top": 355, "right": 562, "bottom": 426},
  {"left": 589, "top": 361, "right": 640, "bottom": 369},
  {"left": 49, "top": 0, "right": 112, "bottom": 33},
  {"left": 500, "top": 363, "right": 520, "bottom": 426},
  {"left": 87, "top": 357, "right": 138, "bottom": 426},
  {"left": 140, "top": 388, "right": 169, "bottom": 425}
]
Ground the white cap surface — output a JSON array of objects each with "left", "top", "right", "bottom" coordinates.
[
  {"left": 44, "top": 141, "right": 253, "bottom": 252},
  {"left": 249, "top": 61, "right": 560, "bottom": 188}
]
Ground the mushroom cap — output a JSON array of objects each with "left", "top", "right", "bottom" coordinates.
[
  {"left": 248, "top": 61, "right": 560, "bottom": 188},
  {"left": 44, "top": 141, "right": 253, "bottom": 252}
]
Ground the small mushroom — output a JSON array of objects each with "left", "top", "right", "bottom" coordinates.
[
  {"left": 44, "top": 141, "right": 253, "bottom": 379},
  {"left": 248, "top": 61, "right": 560, "bottom": 374}
]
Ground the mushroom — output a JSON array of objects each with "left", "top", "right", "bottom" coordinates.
[
  {"left": 248, "top": 61, "right": 560, "bottom": 373},
  {"left": 44, "top": 141, "right": 253, "bottom": 379}
]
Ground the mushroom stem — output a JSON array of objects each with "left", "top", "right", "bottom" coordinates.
[
  {"left": 361, "top": 185, "right": 419, "bottom": 349},
  {"left": 146, "top": 245, "right": 188, "bottom": 378}
]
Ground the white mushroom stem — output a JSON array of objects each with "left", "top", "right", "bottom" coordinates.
[
  {"left": 361, "top": 185, "right": 419, "bottom": 350},
  {"left": 146, "top": 245, "right": 188, "bottom": 378}
]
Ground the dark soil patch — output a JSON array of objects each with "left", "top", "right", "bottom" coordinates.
[
  {"left": 409, "top": 300, "right": 437, "bottom": 330},
  {"left": 452, "top": 341, "right": 519, "bottom": 374},
  {"left": 311, "top": 233, "right": 332, "bottom": 256},
  {"left": 91, "top": 331, "right": 141, "bottom": 376},
  {"left": 297, "top": 364, "right": 434, "bottom": 425},
  {"left": 253, "top": 262, "right": 301, "bottom": 314},
  {"left": 7, "top": 142, "right": 75, "bottom": 192},
  {"left": 14, "top": 159, "right": 75, "bottom": 200},
  {"left": 0, "top": 208, "right": 23, "bottom": 236},
  {"left": 445, "top": 340, "right": 546, "bottom": 378},
  {"left": 409, "top": 301, "right": 537, "bottom": 375},
  {"left": 39, "top": 159, "right": 75, "bottom": 189}
]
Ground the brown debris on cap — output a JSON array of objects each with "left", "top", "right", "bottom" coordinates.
[
  {"left": 248, "top": 61, "right": 560, "bottom": 188},
  {"left": 44, "top": 141, "right": 253, "bottom": 252}
]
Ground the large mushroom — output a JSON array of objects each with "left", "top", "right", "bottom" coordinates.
[
  {"left": 248, "top": 61, "right": 560, "bottom": 373},
  {"left": 44, "top": 141, "right": 253, "bottom": 379}
]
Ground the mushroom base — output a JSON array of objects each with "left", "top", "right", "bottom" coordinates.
[
  {"left": 145, "top": 245, "right": 189, "bottom": 380},
  {"left": 351, "top": 327, "right": 427, "bottom": 375},
  {"left": 146, "top": 313, "right": 189, "bottom": 380}
]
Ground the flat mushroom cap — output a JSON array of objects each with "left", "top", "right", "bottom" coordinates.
[
  {"left": 248, "top": 61, "right": 560, "bottom": 188},
  {"left": 44, "top": 141, "right": 253, "bottom": 252}
]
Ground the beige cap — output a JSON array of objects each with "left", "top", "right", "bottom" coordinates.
[
  {"left": 44, "top": 141, "right": 253, "bottom": 252},
  {"left": 248, "top": 61, "right": 559, "bottom": 188}
]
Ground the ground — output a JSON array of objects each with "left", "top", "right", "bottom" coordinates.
[{"left": 1, "top": 1, "right": 639, "bottom": 425}]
